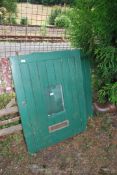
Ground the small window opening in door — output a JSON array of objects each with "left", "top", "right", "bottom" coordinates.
[{"left": 47, "top": 84, "right": 65, "bottom": 116}]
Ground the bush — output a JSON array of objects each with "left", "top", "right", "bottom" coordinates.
[
  {"left": 98, "top": 83, "right": 117, "bottom": 105},
  {"left": 0, "top": 15, "right": 4, "bottom": 24},
  {"left": 48, "top": 8, "right": 62, "bottom": 25},
  {"left": 95, "top": 47, "right": 117, "bottom": 83},
  {"left": 0, "top": 7, "right": 7, "bottom": 24},
  {"left": 7, "top": 17, "right": 17, "bottom": 25},
  {"left": 94, "top": 46, "right": 117, "bottom": 104},
  {"left": 69, "top": 0, "right": 117, "bottom": 104},
  {"left": 55, "top": 14, "right": 71, "bottom": 28},
  {"left": 20, "top": 17, "right": 28, "bottom": 25}
]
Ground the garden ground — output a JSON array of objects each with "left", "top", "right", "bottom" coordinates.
[
  {"left": 17, "top": 3, "right": 65, "bottom": 25},
  {"left": 0, "top": 113, "right": 117, "bottom": 175},
  {"left": 17, "top": 3, "right": 52, "bottom": 25}
]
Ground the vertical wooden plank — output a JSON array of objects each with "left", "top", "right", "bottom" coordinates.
[
  {"left": 53, "top": 59, "right": 67, "bottom": 121},
  {"left": 37, "top": 61, "right": 57, "bottom": 145},
  {"left": 47, "top": 57, "right": 74, "bottom": 140},
  {"left": 45, "top": 61, "right": 57, "bottom": 126},
  {"left": 10, "top": 57, "right": 37, "bottom": 153},
  {"left": 50, "top": 60, "right": 70, "bottom": 141},
  {"left": 61, "top": 56, "right": 75, "bottom": 134},
  {"left": 67, "top": 56, "right": 82, "bottom": 132},
  {"left": 75, "top": 51, "right": 88, "bottom": 130},
  {"left": 81, "top": 56, "right": 93, "bottom": 118},
  {"left": 20, "top": 63, "right": 41, "bottom": 151},
  {"left": 28, "top": 62, "right": 49, "bottom": 142}
]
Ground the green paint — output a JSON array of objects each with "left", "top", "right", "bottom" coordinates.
[{"left": 10, "top": 50, "right": 92, "bottom": 153}]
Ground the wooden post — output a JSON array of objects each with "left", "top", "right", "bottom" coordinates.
[
  {"left": 0, "top": 106, "right": 18, "bottom": 118},
  {"left": 0, "top": 124, "right": 22, "bottom": 137}
]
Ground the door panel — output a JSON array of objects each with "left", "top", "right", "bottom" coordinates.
[{"left": 10, "top": 50, "right": 87, "bottom": 153}]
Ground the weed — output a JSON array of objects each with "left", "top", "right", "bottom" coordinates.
[
  {"left": 20, "top": 17, "right": 28, "bottom": 25},
  {"left": 0, "top": 93, "right": 15, "bottom": 109},
  {"left": 100, "top": 117, "right": 112, "bottom": 133}
]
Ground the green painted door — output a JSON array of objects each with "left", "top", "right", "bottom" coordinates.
[{"left": 10, "top": 50, "right": 88, "bottom": 153}]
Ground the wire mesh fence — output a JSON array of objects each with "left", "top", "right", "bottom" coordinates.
[
  {"left": 0, "top": 0, "right": 72, "bottom": 132},
  {"left": 0, "top": 1, "right": 72, "bottom": 57}
]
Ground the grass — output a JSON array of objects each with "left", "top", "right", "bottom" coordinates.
[
  {"left": 0, "top": 93, "right": 15, "bottom": 109},
  {"left": 0, "top": 93, "right": 20, "bottom": 130},
  {"left": 0, "top": 113, "right": 117, "bottom": 175}
]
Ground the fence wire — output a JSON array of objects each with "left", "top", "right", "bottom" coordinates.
[
  {"left": 0, "top": 0, "right": 72, "bottom": 58},
  {"left": 0, "top": 0, "right": 72, "bottom": 110}
]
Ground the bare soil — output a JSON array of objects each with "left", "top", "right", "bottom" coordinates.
[
  {"left": 0, "top": 113, "right": 117, "bottom": 175},
  {"left": 17, "top": 3, "right": 66, "bottom": 25},
  {"left": 17, "top": 3, "right": 52, "bottom": 25}
]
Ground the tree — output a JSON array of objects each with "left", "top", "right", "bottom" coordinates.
[{"left": 69, "top": 0, "right": 117, "bottom": 104}]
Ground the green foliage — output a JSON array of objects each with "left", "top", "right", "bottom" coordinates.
[
  {"left": 0, "top": 15, "right": 17, "bottom": 25},
  {"left": 95, "top": 47, "right": 117, "bottom": 82},
  {"left": 69, "top": 1, "right": 93, "bottom": 52},
  {"left": 0, "top": 0, "right": 17, "bottom": 24},
  {"left": 0, "top": 0, "right": 17, "bottom": 14},
  {"left": 20, "top": 17, "right": 28, "bottom": 25},
  {"left": 0, "top": 93, "right": 15, "bottom": 109},
  {"left": 42, "top": 0, "right": 72, "bottom": 5},
  {"left": 98, "top": 83, "right": 117, "bottom": 105},
  {"left": 28, "top": 0, "right": 73, "bottom": 5},
  {"left": 42, "top": 0, "right": 56, "bottom": 5},
  {"left": 0, "top": 14, "right": 4, "bottom": 24},
  {"left": 70, "top": 0, "right": 117, "bottom": 50},
  {"left": 110, "top": 83, "right": 117, "bottom": 105},
  {"left": 48, "top": 7, "right": 62, "bottom": 25},
  {"left": 55, "top": 14, "right": 71, "bottom": 28},
  {"left": 0, "top": 16, "right": 17, "bottom": 25},
  {"left": 48, "top": 7, "right": 72, "bottom": 28},
  {"left": 94, "top": 46, "right": 117, "bottom": 104},
  {"left": 0, "top": 134, "right": 22, "bottom": 158},
  {"left": 70, "top": 0, "right": 117, "bottom": 104},
  {"left": 7, "top": 16, "right": 17, "bottom": 25}
]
